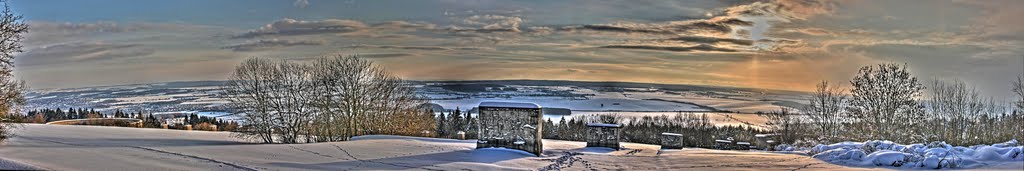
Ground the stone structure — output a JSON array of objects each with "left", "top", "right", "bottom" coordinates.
[
  {"left": 660, "top": 132, "right": 684, "bottom": 149},
  {"left": 586, "top": 123, "right": 621, "bottom": 150},
  {"left": 476, "top": 102, "right": 543, "bottom": 156}
]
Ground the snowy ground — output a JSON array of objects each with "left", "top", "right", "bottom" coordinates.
[{"left": 2, "top": 124, "right": 1020, "bottom": 170}]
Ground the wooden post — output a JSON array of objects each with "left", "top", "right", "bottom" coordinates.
[
  {"left": 161, "top": 124, "right": 168, "bottom": 129},
  {"left": 185, "top": 124, "right": 192, "bottom": 131}
]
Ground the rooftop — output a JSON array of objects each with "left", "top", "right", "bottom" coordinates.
[
  {"left": 586, "top": 123, "right": 622, "bottom": 128},
  {"left": 661, "top": 132, "right": 682, "bottom": 136},
  {"left": 478, "top": 102, "right": 541, "bottom": 109}
]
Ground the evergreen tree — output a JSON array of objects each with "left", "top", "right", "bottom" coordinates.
[
  {"left": 436, "top": 112, "right": 447, "bottom": 138},
  {"left": 449, "top": 108, "right": 463, "bottom": 134}
]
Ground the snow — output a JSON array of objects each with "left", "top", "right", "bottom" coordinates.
[
  {"left": 0, "top": 158, "right": 40, "bottom": 170},
  {"left": 0, "top": 124, "right": 903, "bottom": 170},
  {"left": 585, "top": 123, "right": 621, "bottom": 127},
  {"left": 478, "top": 101, "right": 541, "bottom": 109},
  {"left": 809, "top": 140, "right": 1024, "bottom": 169},
  {"left": 661, "top": 132, "right": 682, "bottom": 136}
]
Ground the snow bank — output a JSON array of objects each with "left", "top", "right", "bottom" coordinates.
[{"left": 809, "top": 140, "right": 1023, "bottom": 169}]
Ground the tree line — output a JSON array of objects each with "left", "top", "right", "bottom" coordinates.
[
  {"left": 769, "top": 63, "right": 1024, "bottom": 146},
  {"left": 13, "top": 108, "right": 240, "bottom": 131},
  {"left": 541, "top": 114, "right": 767, "bottom": 147},
  {"left": 20, "top": 108, "right": 125, "bottom": 123},
  {"left": 434, "top": 107, "right": 478, "bottom": 139},
  {"left": 226, "top": 55, "right": 435, "bottom": 144}
]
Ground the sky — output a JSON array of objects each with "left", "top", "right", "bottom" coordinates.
[{"left": 8, "top": 0, "right": 1024, "bottom": 98}]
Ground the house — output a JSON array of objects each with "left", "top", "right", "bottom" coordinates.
[
  {"left": 586, "top": 123, "right": 622, "bottom": 150},
  {"left": 475, "top": 102, "right": 544, "bottom": 156}
]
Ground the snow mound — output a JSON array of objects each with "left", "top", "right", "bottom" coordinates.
[{"left": 809, "top": 140, "right": 1024, "bottom": 169}]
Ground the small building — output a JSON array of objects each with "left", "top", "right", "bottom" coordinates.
[
  {"left": 714, "top": 139, "right": 733, "bottom": 150},
  {"left": 735, "top": 142, "right": 752, "bottom": 150},
  {"left": 476, "top": 102, "right": 544, "bottom": 156},
  {"left": 660, "top": 133, "right": 684, "bottom": 149},
  {"left": 754, "top": 134, "right": 778, "bottom": 150},
  {"left": 586, "top": 123, "right": 622, "bottom": 150}
]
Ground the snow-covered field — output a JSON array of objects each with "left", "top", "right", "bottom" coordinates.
[{"left": 0, "top": 124, "right": 906, "bottom": 170}]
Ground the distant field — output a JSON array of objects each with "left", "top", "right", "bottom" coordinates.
[{"left": 26, "top": 80, "right": 808, "bottom": 115}]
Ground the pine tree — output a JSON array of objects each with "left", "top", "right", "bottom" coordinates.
[
  {"left": 449, "top": 108, "right": 463, "bottom": 134},
  {"left": 436, "top": 112, "right": 447, "bottom": 138}
]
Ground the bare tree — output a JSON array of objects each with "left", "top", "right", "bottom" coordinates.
[
  {"left": 309, "top": 55, "right": 431, "bottom": 141},
  {"left": 1011, "top": 73, "right": 1024, "bottom": 142},
  {"left": 761, "top": 107, "right": 807, "bottom": 144},
  {"left": 265, "top": 61, "right": 316, "bottom": 143},
  {"left": 226, "top": 58, "right": 278, "bottom": 143},
  {"left": 1014, "top": 74, "right": 1024, "bottom": 111},
  {"left": 928, "top": 79, "right": 985, "bottom": 145},
  {"left": 228, "top": 55, "right": 433, "bottom": 144},
  {"left": 848, "top": 63, "right": 925, "bottom": 142},
  {"left": 804, "top": 80, "right": 846, "bottom": 142},
  {"left": 0, "top": 0, "right": 27, "bottom": 142}
]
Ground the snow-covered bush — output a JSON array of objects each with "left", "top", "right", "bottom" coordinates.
[{"left": 809, "top": 140, "right": 1023, "bottom": 169}]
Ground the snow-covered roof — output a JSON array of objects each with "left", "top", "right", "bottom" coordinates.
[
  {"left": 478, "top": 102, "right": 541, "bottom": 109},
  {"left": 736, "top": 142, "right": 751, "bottom": 145},
  {"left": 661, "top": 133, "right": 682, "bottom": 136},
  {"left": 715, "top": 140, "right": 732, "bottom": 143},
  {"left": 755, "top": 134, "right": 777, "bottom": 138},
  {"left": 586, "top": 123, "right": 621, "bottom": 128}
]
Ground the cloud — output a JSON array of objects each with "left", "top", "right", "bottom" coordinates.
[
  {"left": 17, "top": 42, "right": 154, "bottom": 66},
  {"left": 30, "top": 21, "right": 141, "bottom": 34},
  {"left": 724, "top": 0, "right": 836, "bottom": 21},
  {"left": 221, "top": 39, "right": 325, "bottom": 52},
  {"left": 558, "top": 17, "right": 753, "bottom": 35},
  {"left": 600, "top": 44, "right": 742, "bottom": 53},
  {"left": 360, "top": 53, "right": 416, "bottom": 59},
  {"left": 955, "top": 0, "right": 1024, "bottom": 40},
  {"left": 462, "top": 15, "right": 523, "bottom": 31},
  {"left": 564, "top": 68, "right": 597, "bottom": 73},
  {"left": 235, "top": 19, "right": 442, "bottom": 39},
  {"left": 445, "top": 14, "right": 525, "bottom": 33},
  {"left": 293, "top": 0, "right": 309, "bottom": 8},
  {"left": 233, "top": 18, "right": 368, "bottom": 38},
  {"left": 667, "top": 36, "right": 754, "bottom": 46},
  {"left": 371, "top": 21, "right": 437, "bottom": 30},
  {"left": 345, "top": 44, "right": 495, "bottom": 51}
]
